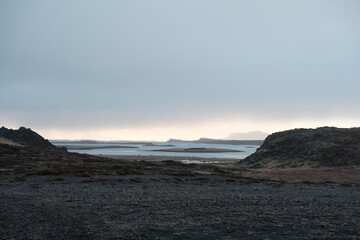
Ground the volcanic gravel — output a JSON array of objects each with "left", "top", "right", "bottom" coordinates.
[{"left": 1, "top": 174, "right": 359, "bottom": 239}]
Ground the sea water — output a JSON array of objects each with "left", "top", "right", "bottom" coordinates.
[{"left": 53, "top": 141, "right": 259, "bottom": 159}]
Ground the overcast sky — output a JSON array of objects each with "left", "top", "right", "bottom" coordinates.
[{"left": 1, "top": 0, "right": 360, "bottom": 140}]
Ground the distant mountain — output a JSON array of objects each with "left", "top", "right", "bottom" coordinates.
[
  {"left": 226, "top": 131, "right": 269, "bottom": 140},
  {"left": 194, "top": 138, "right": 263, "bottom": 145},
  {"left": 167, "top": 138, "right": 188, "bottom": 143},
  {"left": 50, "top": 139, "right": 100, "bottom": 144}
]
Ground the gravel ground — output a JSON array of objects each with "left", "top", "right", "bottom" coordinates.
[{"left": 1, "top": 174, "right": 360, "bottom": 240}]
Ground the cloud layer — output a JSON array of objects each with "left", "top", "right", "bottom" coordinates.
[{"left": 1, "top": 0, "right": 359, "bottom": 139}]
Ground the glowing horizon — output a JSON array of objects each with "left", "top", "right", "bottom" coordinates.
[{"left": 3, "top": 117, "right": 358, "bottom": 142}]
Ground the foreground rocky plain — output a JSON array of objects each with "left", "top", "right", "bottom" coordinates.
[
  {"left": 1, "top": 174, "right": 359, "bottom": 240},
  {"left": 1, "top": 126, "right": 360, "bottom": 239}
]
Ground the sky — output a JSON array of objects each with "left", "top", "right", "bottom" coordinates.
[{"left": 1, "top": 0, "right": 360, "bottom": 140}]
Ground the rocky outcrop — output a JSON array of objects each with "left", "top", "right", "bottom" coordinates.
[
  {"left": 0, "top": 126, "right": 64, "bottom": 151},
  {"left": 240, "top": 127, "right": 360, "bottom": 168}
]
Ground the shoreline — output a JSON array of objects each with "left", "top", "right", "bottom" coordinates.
[
  {"left": 98, "top": 155, "right": 360, "bottom": 185},
  {"left": 1, "top": 149, "right": 359, "bottom": 185},
  {"left": 100, "top": 154, "right": 240, "bottom": 162}
]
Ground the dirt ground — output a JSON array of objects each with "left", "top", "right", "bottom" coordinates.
[
  {"left": 1, "top": 174, "right": 359, "bottom": 239},
  {"left": 1, "top": 151, "right": 360, "bottom": 239}
]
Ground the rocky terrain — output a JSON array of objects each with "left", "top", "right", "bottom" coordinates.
[
  {"left": 1, "top": 174, "right": 359, "bottom": 240},
  {"left": 240, "top": 127, "right": 360, "bottom": 168},
  {"left": 1, "top": 126, "right": 360, "bottom": 184},
  {"left": 1, "top": 126, "right": 360, "bottom": 239}
]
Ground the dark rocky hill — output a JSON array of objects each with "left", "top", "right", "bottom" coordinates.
[
  {"left": 240, "top": 127, "right": 360, "bottom": 168},
  {"left": 0, "top": 126, "right": 62, "bottom": 151}
]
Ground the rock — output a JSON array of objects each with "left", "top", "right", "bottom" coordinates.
[
  {"left": 0, "top": 126, "right": 65, "bottom": 151},
  {"left": 240, "top": 127, "right": 360, "bottom": 168}
]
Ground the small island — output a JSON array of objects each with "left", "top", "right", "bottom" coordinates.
[
  {"left": 142, "top": 143, "right": 174, "bottom": 147},
  {"left": 153, "top": 147, "right": 243, "bottom": 153}
]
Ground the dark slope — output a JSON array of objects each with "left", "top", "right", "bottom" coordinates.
[
  {"left": 240, "top": 127, "right": 360, "bottom": 168},
  {"left": 0, "top": 126, "right": 62, "bottom": 151}
]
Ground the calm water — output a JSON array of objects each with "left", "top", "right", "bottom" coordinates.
[{"left": 53, "top": 141, "right": 259, "bottom": 159}]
